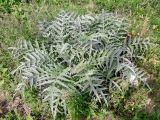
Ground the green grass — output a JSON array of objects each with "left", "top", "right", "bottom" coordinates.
[{"left": 0, "top": 0, "right": 160, "bottom": 119}]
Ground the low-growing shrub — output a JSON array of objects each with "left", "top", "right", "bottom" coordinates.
[{"left": 9, "top": 10, "right": 153, "bottom": 119}]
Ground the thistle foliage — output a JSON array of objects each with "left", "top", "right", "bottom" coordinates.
[{"left": 9, "top": 10, "right": 152, "bottom": 119}]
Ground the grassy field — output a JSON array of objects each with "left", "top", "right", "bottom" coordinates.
[{"left": 0, "top": 0, "right": 160, "bottom": 120}]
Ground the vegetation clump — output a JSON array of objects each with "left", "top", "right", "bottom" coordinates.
[{"left": 9, "top": 10, "right": 152, "bottom": 119}]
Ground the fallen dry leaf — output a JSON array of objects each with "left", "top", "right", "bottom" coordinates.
[{"left": 140, "top": 17, "right": 148, "bottom": 37}]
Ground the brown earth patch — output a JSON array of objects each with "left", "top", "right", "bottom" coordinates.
[{"left": 0, "top": 92, "right": 31, "bottom": 118}]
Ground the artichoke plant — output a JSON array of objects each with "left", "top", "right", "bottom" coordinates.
[{"left": 9, "top": 10, "right": 152, "bottom": 119}]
